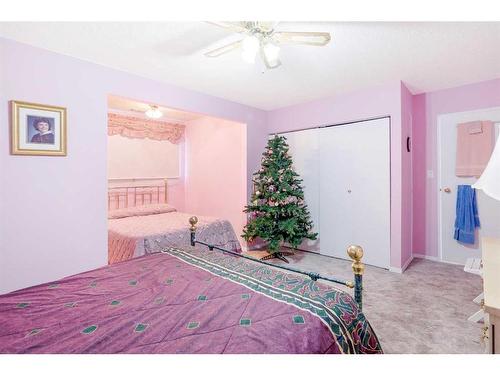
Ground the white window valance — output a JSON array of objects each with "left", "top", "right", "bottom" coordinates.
[{"left": 108, "top": 113, "right": 185, "bottom": 144}]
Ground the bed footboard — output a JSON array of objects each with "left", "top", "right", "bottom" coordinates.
[
  {"left": 189, "top": 216, "right": 365, "bottom": 311},
  {"left": 347, "top": 245, "right": 364, "bottom": 310}
]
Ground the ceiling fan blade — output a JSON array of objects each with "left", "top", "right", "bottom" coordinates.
[
  {"left": 274, "top": 31, "right": 331, "bottom": 46},
  {"left": 204, "top": 40, "right": 242, "bottom": 58},
  {"left": 260, "top": 48, "right": 282, "bottom": 69},
  {"left": 206, "top": 21, "right": 248, "bottom": 34}
]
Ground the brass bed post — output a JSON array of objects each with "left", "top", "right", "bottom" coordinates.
[
  {"left": 189, "top": 216, "right": 198, "bottom": 247},
  {"left": 347, "top": 245, "right": 365, "bottom": 311}
]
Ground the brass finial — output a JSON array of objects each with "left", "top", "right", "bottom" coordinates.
[
  {"left": 189, "top": 216, "right": 198, "bottom": 231},
  {"left": 347, "top": 245, "right": 365, "bottom": 275}
]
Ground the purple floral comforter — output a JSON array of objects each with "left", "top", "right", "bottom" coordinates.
[{"left": 0, "top": 245, "right": 382, "bottom": 354}]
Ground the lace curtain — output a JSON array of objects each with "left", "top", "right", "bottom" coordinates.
[{"left": 108, "top": 113, "right": 185, "bottom": 144}]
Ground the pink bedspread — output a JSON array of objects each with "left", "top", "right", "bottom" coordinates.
[
  {"left": 108, "top": 212, "right": 241, "bottom": 264},
  {"left": 0, "top": 247, "right": 382, "bottom": 354}
]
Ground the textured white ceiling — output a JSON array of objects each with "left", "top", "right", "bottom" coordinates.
[{"left": 1, "top": 22, "right": 499, "bottom": 110}]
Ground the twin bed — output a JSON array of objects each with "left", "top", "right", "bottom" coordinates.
[
  {"left": 107, "top": 180, "right": 241, "bottom": 264},
  {"left": 0, "top": 180, "right": 382, "bottom": 354}
]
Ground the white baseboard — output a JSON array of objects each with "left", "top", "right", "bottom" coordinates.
[
  {"left": 413, "top": 253, "right": 439, "bottom": 261},
  {"left": 388, "top": 267, "right": 402, "bottom": 273},
  {"left": 413, "top": 253, "right": 464, "bottom": 266},
  {"left": 389, "top": 255, "right": 414, "bottom": 273}
]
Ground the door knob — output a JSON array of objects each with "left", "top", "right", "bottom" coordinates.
[{"left": 443, "top": 187, "right": 451, "bottom": 193}]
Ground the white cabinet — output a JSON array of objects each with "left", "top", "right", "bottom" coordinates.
[{"left": 280, "top": 117, "right": 391, "bottom": 269}]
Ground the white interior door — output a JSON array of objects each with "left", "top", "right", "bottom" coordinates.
[
  {"left": 280, "top": 129, "right": 320, "bottom": 252},
  {"left": 319, "top": 118, "right": 391, "bottom": 269},
  {"left": 438, "top": 107, "right": 500, "bottom": 265}
]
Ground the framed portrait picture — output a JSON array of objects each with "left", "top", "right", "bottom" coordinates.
[{"left": 11, "top": 100, "right": 67, "bottom": 156}]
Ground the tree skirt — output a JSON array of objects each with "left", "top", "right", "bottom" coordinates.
[{"left": 245, "top": 247, "right": 295, "bottom": 261}]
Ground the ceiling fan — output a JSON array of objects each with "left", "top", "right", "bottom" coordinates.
[{"left": 204, "top": 22, "right": 331, "bottom": 69}]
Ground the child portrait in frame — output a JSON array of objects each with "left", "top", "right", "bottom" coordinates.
[{"left": 11, "top": 100, "right": 67, "bottom": 156}]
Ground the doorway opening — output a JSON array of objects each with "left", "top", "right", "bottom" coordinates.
[{"left": 106, "top": 94, "right": 247, "bottom": 264}]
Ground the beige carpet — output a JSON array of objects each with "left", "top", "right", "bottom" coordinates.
[{"left": 245, "top": 249, "right": 485, "bottom": 354}]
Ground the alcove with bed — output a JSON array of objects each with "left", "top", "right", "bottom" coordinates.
[{"left": 106, "top": 95, "right": 247, "bottom": 264}]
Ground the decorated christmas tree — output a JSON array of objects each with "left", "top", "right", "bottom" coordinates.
[{"left": 242, "top": 135, "right": 317, "bottom": 262}]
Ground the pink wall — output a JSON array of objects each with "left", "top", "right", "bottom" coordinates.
[
  {"left": 184, "top": 117, "right": 247, "bottom": 243},
  {"left": 0, "top": 37, "right": 267, "bottom": 293},
  {"left": 267, "top": 81, "right": 412, "bottom": 270},
  {"left": 412, "top": 78, "right": 500, "bottom": 258},
  {"left": 400, "top": 82, "right": 414, "bottom": 268},
  {"left": 411, "top": 94, "right": 427, "bottom": 255}
]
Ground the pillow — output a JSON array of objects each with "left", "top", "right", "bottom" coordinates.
[{"left": 108, "top": 203, "right": 177, "bottom": 219}]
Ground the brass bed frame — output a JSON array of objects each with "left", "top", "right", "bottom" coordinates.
[
  {"left": 188, "top": 216, "right": 365, "bottom": 311},
  {"left": 108, "top": 178, "right": 169, "bottom": 210}
]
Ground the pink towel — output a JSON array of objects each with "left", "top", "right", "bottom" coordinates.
[{"left": 456, "top": 121, "right": 495, "bottom": 177}]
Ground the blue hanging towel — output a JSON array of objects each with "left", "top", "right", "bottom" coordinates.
[{"left": 454, "top": 185, "right": 480, "bottom": 244}]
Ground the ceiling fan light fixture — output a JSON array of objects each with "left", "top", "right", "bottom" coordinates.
[
  {"left": 262, "top": 42, "right": 280, "bottom": 64},
  {"left": 241, "top": 34, "right": 260, "bottom": 63},
  {"left": 145, "top": 105, "right": 163, "bottom": 119},
  {"left": 205, "top": 22, "right": 331, "bottom": 69}
]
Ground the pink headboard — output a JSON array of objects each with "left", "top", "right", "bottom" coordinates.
[{"left": 108, "top": 178, "right": 168, "bottom": 210}]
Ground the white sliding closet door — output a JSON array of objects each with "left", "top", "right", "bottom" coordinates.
[
  {"left": 281, "top": 129, "right": 320, "bottom": 252},
  {"left": 319, "top": 118, "right": 390, "bottom": 269}
]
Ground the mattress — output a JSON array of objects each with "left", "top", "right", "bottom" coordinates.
[
  {"left": 108, "top": 211, "right": 241, "bottom": 264},
  {"left": 0, "top": 244, "right": 382, "bottom": 354}
]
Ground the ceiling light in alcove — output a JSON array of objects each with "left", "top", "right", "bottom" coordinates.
[{"left": 145, "top": 105, "right": 163, "bottom": 119}]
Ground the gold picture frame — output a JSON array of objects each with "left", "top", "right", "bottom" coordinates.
[{"left": 10, "top": 100, "right": 67, "bottom": 156}]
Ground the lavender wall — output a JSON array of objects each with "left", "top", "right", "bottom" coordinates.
[
  {"left": 412, "top": 78, "right": 500, "bottom": 258},
  {"left": 267, "top": 82, "right": 412, "bottom": 270},
  {"left": 0, "top": 37, "right": 267, "bottom": 293}
]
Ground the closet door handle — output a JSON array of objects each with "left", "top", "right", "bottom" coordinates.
[{"left": 443, "top": 187, "right": 451, "bottom": 193}]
